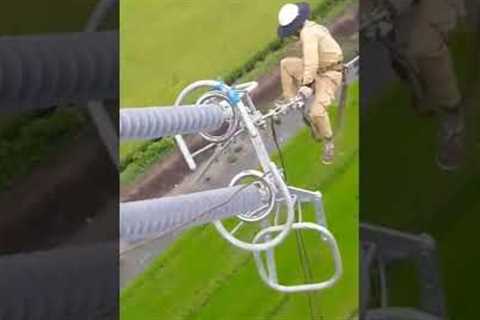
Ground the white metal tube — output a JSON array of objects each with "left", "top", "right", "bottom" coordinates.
[
  {"left": 0, "top": 243, "right": 117, "bottom": 319},
  {"left": 252, "top": 222, "right": 343, "bottom": 293}
]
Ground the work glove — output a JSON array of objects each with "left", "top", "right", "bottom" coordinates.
[{"left": 298, "top": 85, "right": 314, "bottom": 101}]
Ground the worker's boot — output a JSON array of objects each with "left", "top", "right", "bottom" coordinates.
[
  {"left": 322, "top": 137, "right": 335, "bottom": 165},
  {"left": 411, "top": 94, "right": 436, "bottom": 118},
  {"left": 436, "top": 104, "right": 465, "bottom": 171},
  {"left": 310, "top": 115, "right": 335, "bottom": 164}
]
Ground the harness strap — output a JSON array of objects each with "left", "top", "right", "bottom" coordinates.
[{"left": 318, "top": 61, "right": 344, "bottom": 74}]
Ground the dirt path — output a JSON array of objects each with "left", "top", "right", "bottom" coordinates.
[{"left": 0, "top": 125, "right": 117, "bottom": 253}]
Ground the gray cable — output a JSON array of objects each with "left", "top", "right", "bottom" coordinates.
[
  {"left": 120, "top": 185, "right": 263, "bottom": 242},
  {"left": 0, "top": 243, "right": 117, "bottom": 320},
  {"left": 0, "top": 31, "right": 117, "bottom": 112},
  {"left": 119, "top": 104, "right": 227, "bottom": 140}
]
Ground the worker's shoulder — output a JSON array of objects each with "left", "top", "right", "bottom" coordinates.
[{"left": 300, "top": 21, "right": 330, "bottom": 38}]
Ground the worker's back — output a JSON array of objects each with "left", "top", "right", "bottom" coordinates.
[{"left": 300, "top": 20, "right": 343, "bottom": 68}]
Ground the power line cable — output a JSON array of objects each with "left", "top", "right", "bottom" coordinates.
[{"left": 120, "top": 176, "right": 264, "bottom": 257}]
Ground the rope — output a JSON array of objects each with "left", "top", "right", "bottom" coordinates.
[
  {"left": 270, "top": 119, "right": 288, "bottom": 182},
  {"left": 270, "top": 118, "right": 318, "bottom": 320},
  {"left": 294, "top": 230, "right": 317, "bottom": 320}
]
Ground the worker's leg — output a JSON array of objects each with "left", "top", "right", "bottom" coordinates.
[
  {"left": 280, "top": 57, "right": 303, "bottom": 98},
  {"left": 407, "top": 19, "right": 462, "bottom": 110},
  {"left": 309, "top": 71, "right": 343, "bottom": 140},
  {"left": 407, "top": 9, "right": 465, "bottom": 170},
  {"left": 309, "top": 71, "right": 343, "bottom": 164}
]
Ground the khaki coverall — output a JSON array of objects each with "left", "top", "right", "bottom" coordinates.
[
  {"left": 399, "top": 0, "right": 466, "bottom": 110},
  {"left": 280, "top": 20, "right": 344, "bottom": 140}
]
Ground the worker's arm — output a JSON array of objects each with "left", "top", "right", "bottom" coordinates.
[{"left": 301, "top": 28, "right": 319, "bottom": 86}]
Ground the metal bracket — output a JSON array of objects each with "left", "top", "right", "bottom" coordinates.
[
  {"left": 288, "top": 186, "right": 328, "bottom": 227},
  {"left": 251, "top": 187, "right": 342, "bottom": 293},
  {"left": 174, "top": 81, "right": 258, "bottom": 171}
]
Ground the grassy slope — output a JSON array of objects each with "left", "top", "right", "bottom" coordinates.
[
  {"left": 361, "top": 30, "right": 479, "bottom": 317},
  {"left": 121, "top": 83, "right": 359, "bottom": 319},
  {"left": 119, "top": 137, "right": 175, "bottom": 185}
]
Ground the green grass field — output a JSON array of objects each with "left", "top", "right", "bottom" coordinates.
[
  {"left": 120, "top": 83, "right": 359, "bottom": 319},
  {"left": 362, "top": 30, "right": 479, "bottom": 316},
  {"left": 120, "top": 0, "right": 318, "bottom": 107}
]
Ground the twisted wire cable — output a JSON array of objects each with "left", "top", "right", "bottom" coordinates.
[
  {"left": 120, "top": 185, "right": 263, "bottom": 242},
  {"left": 119, "top": 104, "right": 227, "bottom": 140},
  {"left": 0, "top": 243, "right": 117, "bottom": 319},
  {"left": 0, "top": 31, "right": 118, "bottom": 112}
]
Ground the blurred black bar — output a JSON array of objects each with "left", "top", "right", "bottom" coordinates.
[
  {"left": 0, "top": 0, "right": 119, "bottom": 319},
  {"left": 360, "top": 0, "right": 479, "bottom": 318}
]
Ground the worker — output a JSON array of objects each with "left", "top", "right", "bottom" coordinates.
[
  {"left": 403, "top": 0, "right": 467, "bottom": 170},
  {"left": 361, "top": 0, "right": 467, "bottom": 170},
  {"left": 277, "top": 2, "right": 344, "bottom": 165}
]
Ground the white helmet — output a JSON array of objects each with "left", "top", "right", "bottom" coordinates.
[
  {"left": 278, "top": 3, "right": 299, "bottom": 26},
  {"left": 277, "top": 2, "right": 311, "bottom": 38}
]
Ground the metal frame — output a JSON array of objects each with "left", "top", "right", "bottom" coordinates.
[
  {"left": 85, "top": 0, "right": 119, "bottom": 167},
  {"left": 253, "top": 222, "right": 343, "bottom": 293},
  {"left": 361, "top": 223, "right": 447, "bottom": 319},
  {"left": 252, "top": 187, "right": 343, "bottom": 293},
  {"left": 169, "top": 79, "right": 345, "bottom": 292}
]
